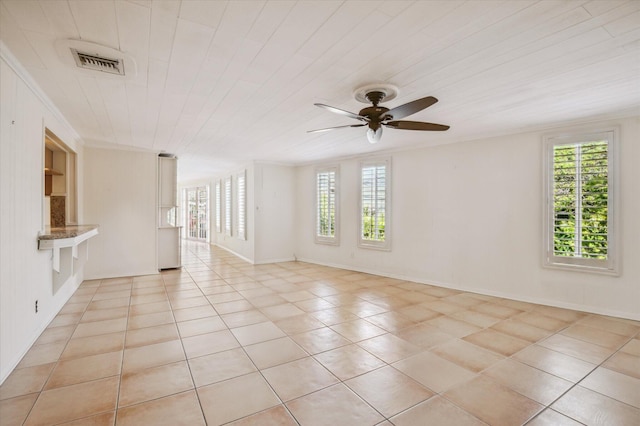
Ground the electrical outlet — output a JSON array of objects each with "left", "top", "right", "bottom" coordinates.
[{"left": 35, "top": 300, "right": 38, "bottom": 313}]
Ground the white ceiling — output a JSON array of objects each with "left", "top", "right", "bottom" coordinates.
[{"left": 1, "top": 0, "right": 639, "bottom": 181}]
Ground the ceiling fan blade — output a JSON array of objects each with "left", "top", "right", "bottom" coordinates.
[
  {"left": 384, "top": 120, "right": 450, "bottom": 131},
  {"left": 314, "top": 103, "right": 366, "bottom": 121},
  {"left": 307, "top": 123, "right": 366, "bottom": 133},
  {"left": 381, "top": 96, "right": 438, "bottom": 120}
]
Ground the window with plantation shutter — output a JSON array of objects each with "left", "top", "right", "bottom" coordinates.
[
  {"left": 359, "top": 158, "right": 390, "bottom": 250},
  {"left": 543, "top": 129, "right": 618, "bottom": 274},
  {"left": 237, "top": 171, "right": 246, "bottom": 240},
  {"left": 215, "top": 181, "right": 221, "bottom": 233},
  {"left": 225, "top": 177, "right": 232, "bottom": 236},
  {"left": 315, "top": 166, "right": 339, "bottom": 245}
]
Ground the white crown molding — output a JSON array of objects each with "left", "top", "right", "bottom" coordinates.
[{"left": 0, "top": 40, "right": 84, "bottom": 147}]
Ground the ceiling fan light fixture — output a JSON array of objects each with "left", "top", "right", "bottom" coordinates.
[{"left": 367, "top": 126, "right": 383, "bottom": 144}]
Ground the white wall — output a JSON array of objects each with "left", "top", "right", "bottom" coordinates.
[
  {"left": 0, "top": 55, "right": 87, "bottom": 383},
  {"left": 295, "top": 116, "right": 640, "bottom": 320},
  {"left": 83, "top": 147, "right": 157, "bottom": 279},
  {"left": 254, "top": 163, "right": 296, "bottom": 264}
]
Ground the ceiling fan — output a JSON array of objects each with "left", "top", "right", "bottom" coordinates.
[{"left": 308, "top": 84, "right": 449, "bottom": 144}]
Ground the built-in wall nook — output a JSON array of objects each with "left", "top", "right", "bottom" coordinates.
[{"left": 44, "top": 129, "right": 77, "bottom": 227}]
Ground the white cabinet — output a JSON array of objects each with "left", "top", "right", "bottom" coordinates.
[{"left": 157, "top": 155, "right": 181, "bottom": 269}]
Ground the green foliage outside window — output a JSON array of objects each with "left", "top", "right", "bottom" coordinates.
[{"left": 553, "top": 141, "right": 608, "bottom": 259}]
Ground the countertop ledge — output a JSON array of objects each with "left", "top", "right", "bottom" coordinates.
[{"left": 39, "top": 225, "right": 99, "bottom": 240}]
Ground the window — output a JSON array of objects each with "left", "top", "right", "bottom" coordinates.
[
  {"left": 237, "top": 170, "right": 246, "bottom": 240},
  {"left": 543, "top": 129, "right": 618, "bottom": 274},
  {"left": 215, "top": 181, "right": 221, "bottom": 233},
  {"left": 225, "top": 177, "right": 232, "bottom": 236},
  {"left": 315, "top": 166, "right": 339, "bottom": 245},
  {"left": 359, "top": 158, "right": 390, "bottom": 250}
]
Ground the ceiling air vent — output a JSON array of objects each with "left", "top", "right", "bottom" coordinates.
[{"left": 71, "top": 48, "right": 125, "bottom": 75}]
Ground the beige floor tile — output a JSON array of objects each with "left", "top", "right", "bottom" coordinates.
[
  {"left": 423, "top": 300, "right": 467, "bottom": 315},
  {"left": 491, "top": 319, "right": 552, "bottom": 343},
  {"left": 231, "top": 321, "right": 286, "bottom": 346},
  {"left": 261, "top": 303, "right": 306, "bottom": 321},
  {"left": 514, "top": 344, "right": 596, "bottom": 382},
  {"left": 226, "top": 405, "right": 297, "bottom": 425},
  {"left": 286, "top": 383, "right": 384, "bottom": 426},
  {"left": 45, "top": 351, "right": 122, "bottom": 390},
  {"left": 213, "top": 299, "right": 255, "bottom": 314},
  {"left": 427, "top": 315, "right": 482, "bottom": 337},
  {"left": 206, "top": 291, "right": 244, "bottom": 304},
  {"left": 262, "top": 357, "right": 339, "bottom": 401},
  {"left": 274, "top": 314, "right": 326, "bottom": 334},
  {"left": 130, "top": 293, "right": 169, "bottom": 305},
  {"left": 122, "top": 339, "right": 185, "bottom": 372},
  {"left": 396, "top": 322, "right": 456, "bottom": 349},
  {"left": 330, "top": 318, "right": 387, "bottom": 342},
  {"left": 444, "top": 376, "right": 543, "bottom": 426},
  {"left": 33, "top": 325, "right": 75, "bottom": 346},
  {"left": 432, "top": 338, "right": 504, "bottom": 373},
  {"left": 393, "top": 351, "right": 476, "bottom": 393},
  {"left": 177, "top": 316, "right": 227, "bottom": 337},
  {"left": 463, "top": 329, "right": 530, "bottom": 356},
  {"left": 515, "top": 312, "right": 569, "bottom": 332},
  {"left": 91, "top": 290, "right": 131, "bottom": 301},
  {"left": 182, "top": 329, "right": 240, "bottom": 358},
  {"left": 345, "top": 365, "right": 434, "bottom": 417},
  {"left": 125, "top": 323, "right": 179, "bottom": 348},
  {"left": 72, "top": 317, "right": 128, "bottom": 339},
  {"left": 604, "top": 351, "right": 640, "bottom": 379},
  {"left": 24, "top": 376, "right": 118, "bottom": 426},
  {"left": 365, "top": 311, "right": 417, "bottom": 332},
  {"left": 173, "top": 305, "right": 218, "bottom": 322},
  {"left": 60, "top": 332, "right": 125, "bottom": 360},
  {"left": 128, "top": 300, "right": 171, "bottom": 316},
  {"left": 198, "top": 372, "right": 280, "bottom": 425},
  {"left": 57, "top": 411, "right": 115, "bottom": 425},
  {"left": 534, "top": 305, "right": 586, "bottom": 323},
  {"left": 580, "top": 367, "right": 640, "bottom": 408},
  {"left": 221, "top": 309, "right": 269, "bottom": 328},
  {"left": 472, "top": 302, "right": 522, "bottom": 319},
  {"left": 116, "top": 390, "right": 205, "bottom": 426},
  {"left": 483, "top": 358, "right": 572, "bottom": 405},
  {"left": 310, "top": 308, "right": 360, "bottom": 326},
  {"left": 188, "top": 347, "right": 256, "bottom": 387},
  {"left": 314, "top": 344, "right": 385, "bottom": 381},
  {"left": 59, "top": 302, "right": 90, "bottom": 315},
  {"left": 620, "top": 339, "right": 640, "bottom": 356},
  {"left": 244, "top": 336, "right": 308, "bottom": 369},
  {"left": 86, "top": 297, "right": 130, "bottom": 311},
  {"left": 170, "top": 295, "right": 210, "bottom": 310},
  {"left": 119, "top": 361, "right": 194, "bottom": 407},
  {"left": 18, "top": 341, "right": 66, "bottom": 368},
  {"left": 0, "top": 363, "right": 54, "bottom": 400},
  {"left": 80, "top": 306, "right": 128, "bottom": 323},
  {"left": 577, "top": 315, "right": 640, "bottom": 337},
  {"left": 561, "top": 324, "right": 630, "bottom": 350},
  {"left": 357, "top": 333, "right": 422, "bottom": 364},
  {"left": 390, "top": 395, "right": 487, "bottom": 426},
  {"left": 452, "top": 310, "right": 502, "bottom": 328},
  {"left": 294, "top": 297, "right": 335, "bottom": 312},
  {"left": 126, "top": 310, "right": 174, "bottom": 330},
  {"left": 526, "top": 409, "right": 583, "bottom": 426},
  {"left": 0, "top": 393, "right": 39, "bottom": 426},
  {"left": 551, "top": 385, "right": 640, "bottom": 426},
  {"left": 291, "top": 327, "right": 351, "bottom": 354},
  {"left": 538, "top": 333, "right": 613, "bottom": 364}
]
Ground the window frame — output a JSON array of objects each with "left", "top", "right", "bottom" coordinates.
[
  {"left": 224, "top": 176, "right": 232, "bottom": 236},
  {"left": 358, "top": 157, "right": 391, "bottom": 251},
  {"left": 236, "top": 170, "right": 247, "bottom": 241},
  {"left": 214, "top": 180, "right": 221, "bottom": 233},
  {"left": 315, "top": 165, "right": 340, "bottom": 245},
  {"left": 542, "top": 128, "right": 619, "bottom": 275}
]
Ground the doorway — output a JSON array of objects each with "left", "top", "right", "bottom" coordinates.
[{"left": 184, "top": 186, "right": 209, "bottom": 241}]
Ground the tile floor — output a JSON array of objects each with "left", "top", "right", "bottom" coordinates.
[{"left": 1, "top": 242, "right": 639, "bottom": 425}]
